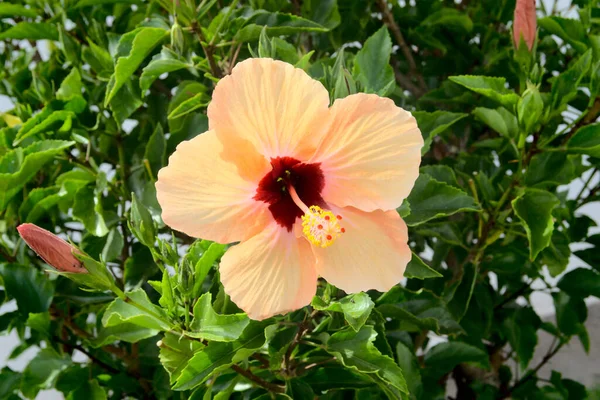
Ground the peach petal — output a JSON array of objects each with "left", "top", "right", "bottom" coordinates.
[
  {"left": 312, "top": 207, "right": 410, "bottom": 293},
  {"left": 156, "top": 130, "right": 270, "bottom": 243},
  {"left": 219, "top": 223, "right": 317, "bottom": 320},
  {"left": 311, "top": 93, "right": 423, "bottom": 212},
  {"left": 208, "top": 58, "right": 331, "bottom": 160}
]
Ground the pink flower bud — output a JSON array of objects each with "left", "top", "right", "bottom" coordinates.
[
  {"left": 17, "top": 224, "right": 86, "bottom": 274},
  {"left": 513, "top": 0, "right": 537, "bottom": 51}
]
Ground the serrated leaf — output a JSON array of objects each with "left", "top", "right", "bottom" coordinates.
[
  {"left": 0, "top": 264, "right": 54, "bottom": 315},
  {"left": 0, "top": 3, "right": 38, "bottom": 18},
  {"left": 173, "top": 321, "right": 269, "bottom": 390},
  {"left": 503, "top": 307, "right": 540, "bottom": 370},
  {"left": 186, "top": 293, "right": 250, "bottom": 341},
  {"left": 233, "top": 10, "right": 328, "bottom": 42},
  {"left": 105, "top": 27, "right": 168, "bottom": 105},
  {"left": 353, "top": 27, "right": 395, "bottom": 96},
  {"left": 404, "top": 174, "right": 480, "bottom": 226},
  {"left": 312, "top": 292, "right": 375, "bottom": 332},
  {"left": 412, "top": 111, "right": 467, "bottom": 154},
  {"left": 538, "top": 16, "right": 588, "bottom": 53},
  {"left": 15, "top": 109, "right": 75, "bottom": 145},
  {"left": 551, "top": 49, "right": 592, "bottom": 110},
  {"left": 167, "top": 92, "right": 209, "bottom": 120},
  {"left": 159, "top": 332, "right": 205, "bottom": 383},
  {"left": 0, "top": 140, "right": 74, "bottom": 211},
  {"left": 102, "top": 288, "right": 170, "bottom": 330},
  {"left": 140, "top": 47, "right": 193, "bottom": 94},
  {"left": 567, "top": 123, "right": 600, "bottom": 157},
  {"left": 192, "top": 242, "right": 226, "bottom": 298},
  {"left": 473, "top": 107, "right": 518, "bottom": 138},
  {"left": 449, "top": 75, "right": 519, "bottom": 109},
  {"left": 326, "top": 326, "right": 408, "bottom": 394},
  {"left": 405, "top": 253, "right": 442, "bottom": 279},
  {"left": 511, "top": 188, "right": 559, "bottom": 260},
  {"left": 0, "top": 22, "right": 58, "bottom": 40},
  {"left": 93, "top": 323, "right": 158, "bottom": 347},
  {"left": 424, "top": 341, "right": 489, "bottom": 379}
]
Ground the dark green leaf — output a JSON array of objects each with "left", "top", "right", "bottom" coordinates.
[
  {"left": 312, "top": 292, "right": 375, "bottom": 332},
  {"left": 0, "top": 264, "right": 54, "bottom": 315},
  {"left": 0, "top": 23, "right": 58, "bottom": 41},
  {"left": 412, "top": 111, "right": 467, "bottom": 155},
  {"left": 567, "top": 123, "right": 600, "bottom": 157},
  {"left": 424, "top": 341, "right": 489, "bottom": 379},
  {"left": 353, "top": 27, "right": 395, "bottom": 95},
  {"left": 473, "top": 107, "right": 518, "bottom": 138},
  {"left": 405, "top": 253, "right": 442, "bottom": 279},
  {"left": 558, "top": 268, "right": 600, "bottom": 298}
]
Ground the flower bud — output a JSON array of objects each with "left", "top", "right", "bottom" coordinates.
[
  {"left": 513, "top": 0, "right": 537, "bottom": 51},
  {"left": 17, "top": 224, "right": 86, "bottom": 274}
]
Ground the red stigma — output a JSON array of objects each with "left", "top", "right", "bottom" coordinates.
[
  {"left": 326, "top": 235, "right": 332, "bottom": 240},
  {"left": 317, "top": 224, "right": 323, "bottom": 229}
]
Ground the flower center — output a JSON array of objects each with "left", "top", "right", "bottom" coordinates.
[{"left": 253, "top": 157, "right": 345, "bottom": 246}]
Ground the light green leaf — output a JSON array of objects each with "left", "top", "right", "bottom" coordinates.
[
  {"left": 0, "top": 140, "right": 74, "bottom": 211},
  {"left": 312, "top": 292, "right": 375, "bottom": 332},
  {"left": 0, "top": 264, "right": 54, "bottom": 315},
  {"left": 412, "top": 111, "right": 467, "bottom": 154},
  {"left": 0, "top": 23, "right": 58, "bottom": 40},
  {"left": 473, "top": 107, "right": 518, "bottom": 138},
  {"left": 424, "top": 341, "right": 489, "bottom": 379},
  {"left": 102, "top": 288, "right": 170, "bottom": 330},
  {"left": 511, "top": 188, "right": 559, "bottom": 260},
  {"left": 105, "top": 27, "right": 168, "bottom": 105},
  {"left": 353, "top": 27, "right": 395, "bottom": 95},
  {"left": 129, "top": 193, "right": 156, "bottom": 248},
  {"left": 326, "top": 326, "right": 408, "bottom": 394},
  {"left": 144, "top": 124, "right": 166, "bottom": 178},
  {"left": 404, "top": 174, "right": 480, "bottom": 226},
  {"left": 449, "top": 75, "right": 519, "bottom": 109},
  {"left": 186, "top": 293, "right": 250, "bottom": 342},
  {"left": 15, "top": 110, "right": 75, "bottom": 145},
  {"left": 140, "top": 47, "right": 193, "bottom": 94},
  {"left": 159, "top": 332, "right": 205, "bottom": 383},
  {"left": 109, "top": 80, "right": 143, "bottom": 125},
  {"left": 56, "top": 69, "right": 84, "bottom": 101},
  {"left": 101, "top": 228, "right": 124, "bottom": 262},
  {"left": 405, "top": 253, "right": 442, "bottom": 279},
  {"left": 0, "top": 3, "right": 38, "bottom": 18},
  {"left": 192, "top": 242, "right": 226, "bottom": 298},
  {"left": 173, "top": 321, "right": 269, "bottom": 390},
  {"left": 567, "top": 123, "right": 600, "bottom": 157},
  {"left": 167, "top": 92, "right": 209, "bottom": 120},
  {"left": 82, "top": 38, "right": 114, "bottom": 79}
]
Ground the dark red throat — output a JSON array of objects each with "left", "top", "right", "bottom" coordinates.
[{"left": 254, "top": 157, "right": 325, "bottom": 231}]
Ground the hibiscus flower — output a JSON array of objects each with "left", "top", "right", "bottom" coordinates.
[{"left": 156, "top": 58, "right": 423, "bottom": 320}]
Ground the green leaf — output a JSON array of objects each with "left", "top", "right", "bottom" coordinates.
[
  {"left": 102, "top": 288, "right": 170, "bottom": 331},
  {"left": 82, "top": 38, "right": 114, "bottom": 79},
  {"left": 286, "top": 379, "right": 315, "bottom": 399},
  {"left": 302, "top": 366, "right": 375, "bottom": 391},
  {"left": 0, "top": 140, "right": 73, "bottom": 210},
  {"left": 511, "top": 188, "right": 559, "bottom": 260},
  {"left": 14, "top": 110, "right": 75, "bottom": 145},
  {"left": 94, "top": 323, "right": 158, "bottom": 347},
  {"left": 449, "top": 75, "right": 520, "bottom": 109},
  {"left": 19, "top": 187, "right": 61, "bottom": 223},
  {"left": 0, "top": 264, "right": 54, "bottom": 315},
  {"left": 159, "top": 332, "right": 205, "bottom": 383},
  {"left": 405, "top": 253, "right": 442, "bottom": 279},
  {"left": 59, "top": 26, "right": 81, "bottom": 65},
  {"left": 233, "top": 10, "right": 328, "bottom": 42},
  {"left": 129, "top": 193, "right": 156, "bottom": 248},
  {"left": 20, "top": 349, "right": 70, "bottom": 399},
  {"left": 73, "top": 186, "right": 109, "bottom": 237},
  {"left": 326, "top": 326, "right": 408, "bottom": 394},
  {"left": 567, "top": 123, "right": 600, "bottom": 157},
  {"left": 101, "top": 228, "right": 124, "bottom": 262},
  {"left": 502, "top": 307, "right": 540, "bottom": 370},
  {"left": 66, "top": 379, "right": 107, "bottom": 400},
  {"left": 404, "top": 174, "right": 480, "bottom": 226},
  {"left": 0, "top": 3, "right": 38, "bottom": 18},
  {"left": 0, "top": 23, "right": 58, "bottom": 41},
  {"left": 424, "top": 341, "right": 489, "bottom": 379},
  {"left": 412, "top": 111, "right": 467, "bottom": 154},
  {"left": 551, "top": 49, "right": 592, "bottom": 110},
  {"left": 473, "top": 107, "right": 518, "bottom": 138},
  {"left": 538, "top": 16, "right": 588, "bottom": 53},
  {"left": 524, "top": 152, "right": 575, "bottom": 187},
  {"left": 419, "top": 165, "right": 459, "bottom": 188},
  {"left": 420, "top": 8, "right": 473, "bottom": 32},
  {"left": 541, "top": 231, "right": 571, "bottom": 277},
  {"left": 301, "top": 0, "right": 340, "bottom": 30},
  {"left": 167, "top": 92, "right": 210, "bottom": 120},
  {"left": 173, "top": 321, "right": 269, "bottom": 390},
  {"left": 140, "top": 47, "right": 193, "bottom": 94},
  {"left": 192, "top": 242, "right": 226, "bottom": 298},
  {"left": 446, "top": 263, "right": 477, "bottom": 320},
  {"left": 558, "top": 268, "right": 600, "bottom": 298},
  {"left": 56, "top": 69, "right": 84, "bottom": 102},
  {"left": 553, "top": 292, "right": 587, "bottom": 337},
  {"left": 187, "top": 293, "right": 250, "bottom": 342},
  {"left": 395, "top": 342, "right": 423, "bottom": 400},
  {"left": 108, "top": 79, "right": 143, "bottom": 125},
  {"left": 144, "top": 124, "right": 166, "bottom": 178},
  {"left": 518, "top": 86, "right": 544, "bottom": 134},
  {"left": 353, "top": 27, "right": 395, "bottom": 95},
  {"left": 105, "top": 27, "right": 168, "bottom": 106},
  {"left": 312, "top": 292, "right": 375, "bottom": 332}
]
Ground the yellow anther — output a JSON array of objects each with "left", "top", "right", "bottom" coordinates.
[{"left": 301, "top": 206, "right": 344, "bottom": 248}]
